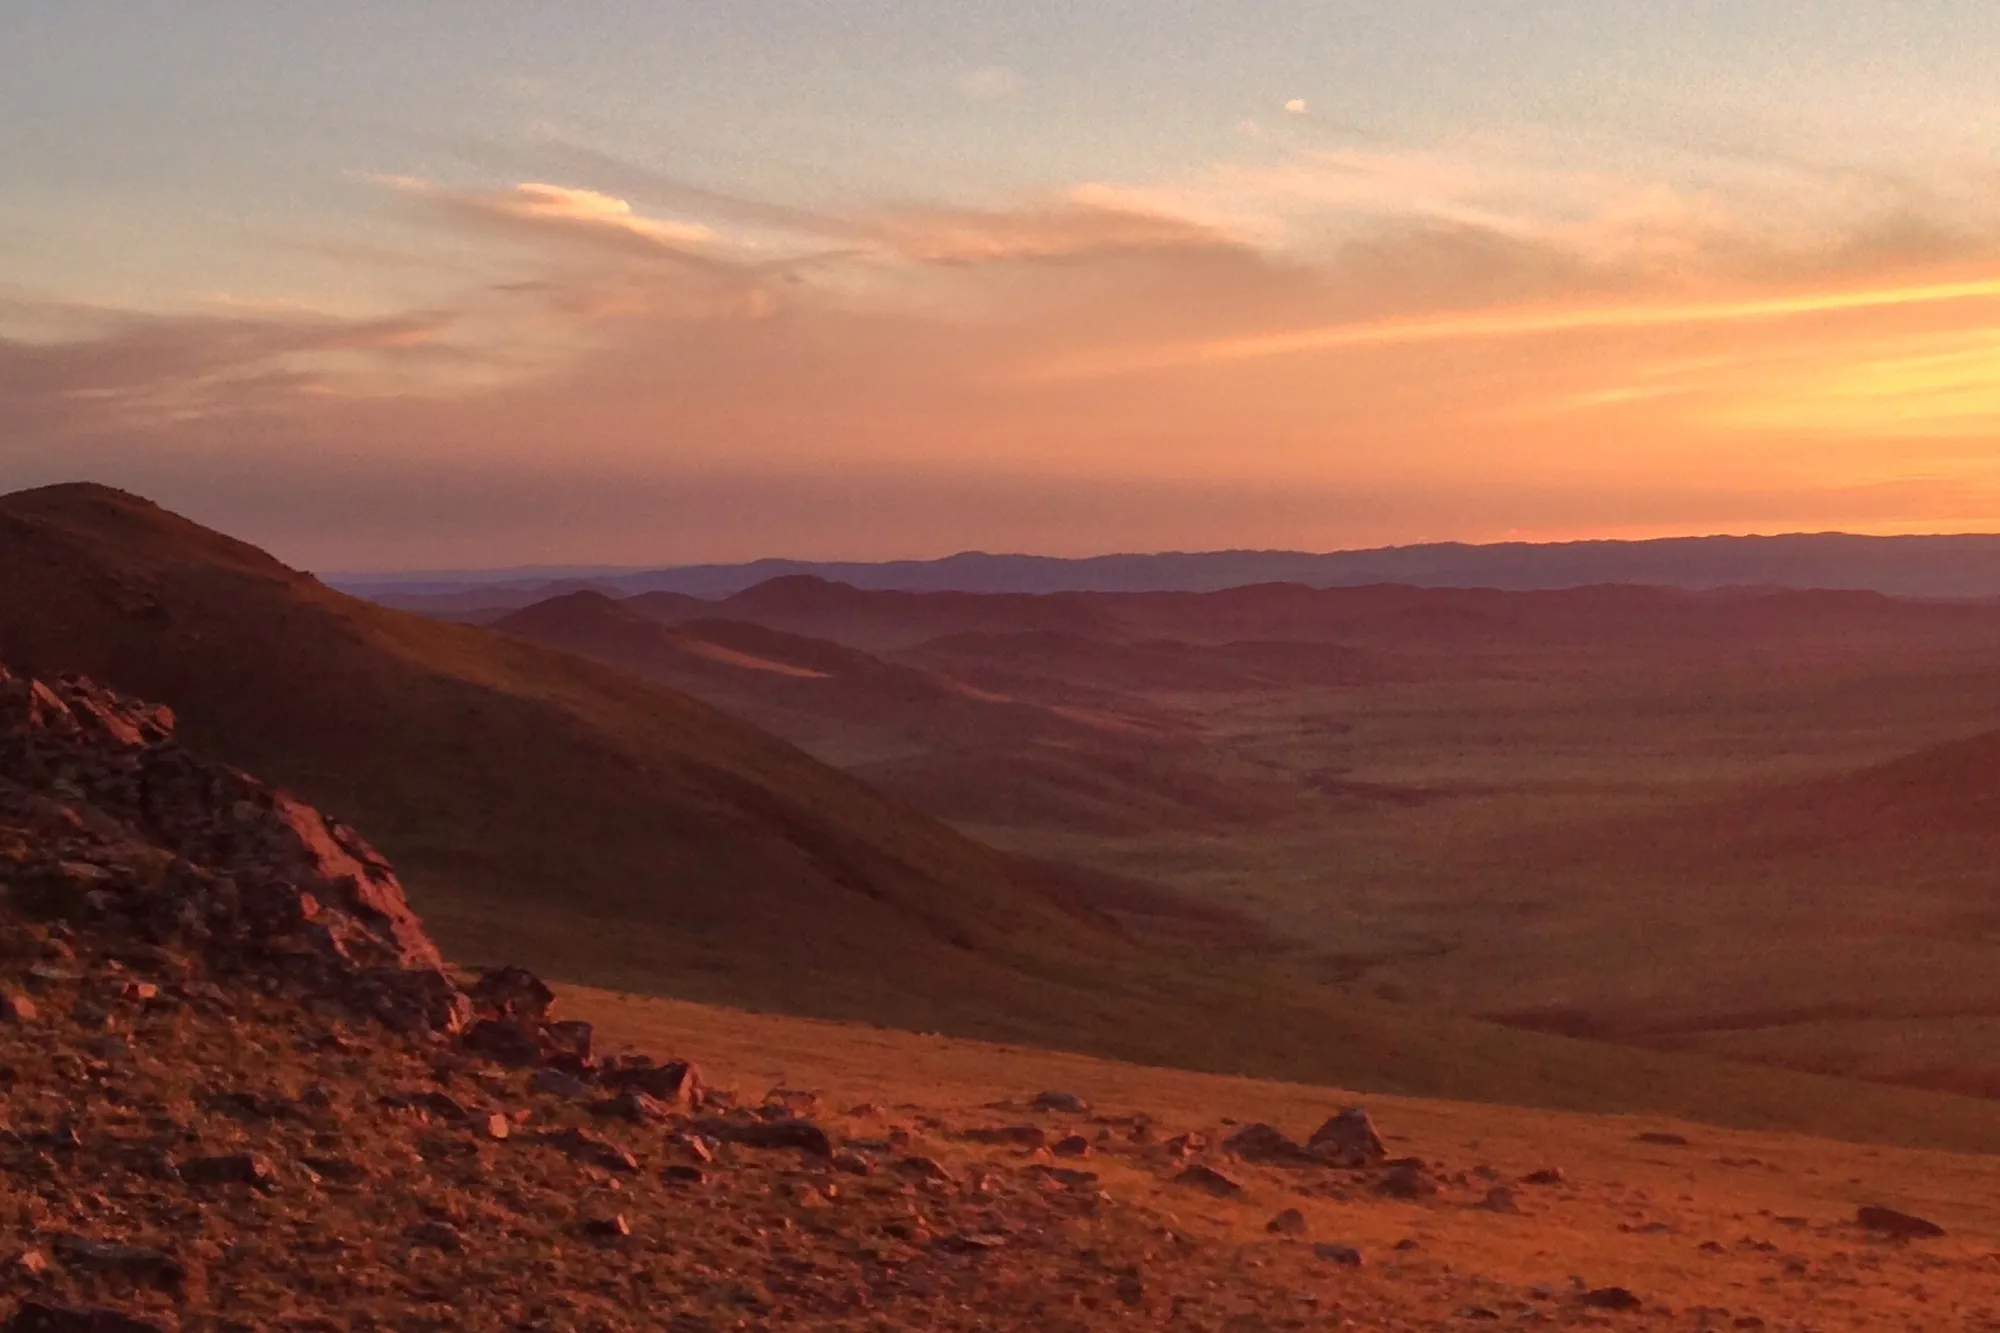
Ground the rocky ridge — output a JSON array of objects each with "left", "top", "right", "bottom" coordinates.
[{"left": 0, "top": 666, "right": 1969, "bottom": 1331}]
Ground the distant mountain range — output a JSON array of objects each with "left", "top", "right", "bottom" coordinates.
[{"left": 335, "top": 532, "right": 2000, "bottom": 606}]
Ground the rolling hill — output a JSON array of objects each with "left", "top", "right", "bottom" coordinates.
[
  {"left": 0, "top": 482, "right": 1143, "bottom": 1034},
  {"left": 21, "top": 482, "right": 2000, "bottom": 1143}
]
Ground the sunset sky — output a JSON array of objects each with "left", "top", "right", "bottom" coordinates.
[{"left": 5, "top": 2, "right": 2000, "bottom": 571}]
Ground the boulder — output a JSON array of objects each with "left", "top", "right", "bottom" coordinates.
[{"left": 1307, "top": 1107, "right": 1385, "bottom": 1166}]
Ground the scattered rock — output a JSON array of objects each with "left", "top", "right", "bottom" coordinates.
[
  {"left": 1307, "top": 1107, "right": 1386, "bottom": 1166},
  {"left": 1266, "top": 1208, "right": 1308, "bottom": 1236},
  {"left": 962, "top": 1124, "right": 1046, "bottom": 1149},
  {"left": 1581, "top": 1286, "right": 1643, "bottom": 1311},
  {"left": 529, "top": 1068, "right": 589, "bottom": 1099},
  {"left": 48, "top": 1236, "right": 187, "bottom": 1293},
  {"left": 1523, "top": 1167, "right": 1566, "bottom": 1186},
  {"left": 542, "top": 1127, "right": 641, "bottom": 1173},
  {"left": 481, "top": 1111, "right": 511, "bottom": 1140},
  {"left": 1223, "top": 1122, "right": 1309, "bottom": 1164},
  {"left": 176, "top": 1152, "right": 278, "bottom": 1191},
  {"left": 1478, "top": 1186, "right": 1521, "bottom": 1214},
  {"left": 3, "top": 1304, "right": 175, "bottom": 1333},
  {"left": 594, "top": 1090, "right": 669, "bottom": 1123},
  {"left": 1312, "top": 1243, "right": 1363, "bottom": 1267},
  {"left": 1856, "top": 1205, "right": 1946, "bottom": 1239},
  {"left": 1174, "top": 1164, "right": 1245, "bottom": 1197},
  {"left": 936, "top": 1232, "right": 1008, "bottom": 1253},
  {"left": 1030, "top": 1091, "right": 1090, "bottom": 1114},
  {"left": 1377, "top": 1160, "right": 1439, "bottom": 1200},
  {"left": 692, "top": 1116, "right": 832, "bottom": 1157},
  {"left": 601, "top": 1058, "right": 704, "bottom": 1107},
  {"left": 1, "top": 991, "right": 36, "bottom": 1023},
  {"left": 1051, "top": 1134, "right": 1091, "bottom": 1158},
  {"left": 896, "top": 1154, "right": 953, "bottom": 1183},
  {"left": 1162, "top": 1131, "right": 1206, "bottom": 1159},
  {"left": 1635, "top": 1132, "right": 1690, "bottom": 1147},
  {"left": 469, "top": 965, "right": 554, "bottom": 1027},
  {"left": 583, "top": 1213, "right": 632, "bottom": 1239},
  {"left": 1025, "top": 1164, "right": 1100, "bottom": 1191}
]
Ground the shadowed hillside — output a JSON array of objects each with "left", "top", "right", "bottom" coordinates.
[{"left": 0, "top": 483, "right": 1147, "bottom": 1035}]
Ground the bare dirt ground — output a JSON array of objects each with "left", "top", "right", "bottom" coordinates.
[{"left": 561, "top": 984, "right": 2000, "bottom": 1331}]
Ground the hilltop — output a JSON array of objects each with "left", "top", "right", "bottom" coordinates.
[{"left": 0, "top": 483, "right": 1130, "bottom": 1034}]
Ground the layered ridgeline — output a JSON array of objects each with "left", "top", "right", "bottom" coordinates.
[{"left": 18, "top": 484, "right": 2000, "bottom": 1145}]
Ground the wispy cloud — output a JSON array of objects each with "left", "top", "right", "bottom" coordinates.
[{"left": 1031, "top": 274, "right": 2000, "bottom": 380}]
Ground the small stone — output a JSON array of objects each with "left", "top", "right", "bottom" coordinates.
[
  {"left": 594, "top": 1090, "right": 669, "bottom": 1123},
  {"left": 1523, "top": 1167, "right": 1566, "bottom": 1185},
  {"left": 936, "top": 1232, "right": 1007, "bottom": 1253},
  {"left": 1856, "top": 1205, "right": 1946, "bottom": 1239},
  {"left": 1312, "top": 1243, "right": 1363, "bottom": 1267},
  {"left": 1581, "top": 1287, "right": 1643, "bottom": 1311},
  {"left": 176, "top": 1152, "right": 278, "bottom": 1191},
  {"left": 543, "top": 1127, "right": 640, "bottom": 1173},
  {"left": 1635, "top": 1131, "right": 1689, "bottom": 1147},
  {"left": 482, "top": 1112, "right": 511, "bottom": 1140},
  {"left": 1478, "top": 1186, "right": 1521, "bottom": 1213},
  {"left": 896, "top": 1154, "right": 953, "bottom": 1183},
  {"left": 831, "top": 1149, "right": 873, "bottom": 1176},
  {"left": 583, "top": 1213, "right": 631, "bottom": 1239},
  {"left": 1051, "top": 1134, "right": 1091, "bottom": 1158},
  {"left": 1025, "top": 1164, "right": 1100, "bottom": 1191},
  {"left": 661, "top": 1164, "right": 707, "bottom": 1185},
  {"left": 10, "top": 1248, "right": 50, "bottom": 1276},
  {"left": 1377, "top": 1161, "right": 1439, "bottom": 1200},
  {"left": 1174, "top": 1164, "right": 1244, "bottom": 1197},
  {"left": 962, "top": 1124, "right": 1046, "bottom": 1149},
  {"left": 693, "top": 1116, "right": 832, "bottom": 1157},
  {"left": 1224, "top": 1123, "right": 1309, "bottom": 1164},
  {"left": 2, "top": 992, "right": 39, "bottom": 1023},
  {"left": 1266, "top": 1208, "right": 1308, "bottom": 1236},
  {"left": 1030, "top": 1091, "right": 1090, "bottom": 1114}
]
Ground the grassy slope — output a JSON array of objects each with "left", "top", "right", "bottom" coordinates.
[{"left": 16, "top": 482, "right": 2000, "bottom": 1148}]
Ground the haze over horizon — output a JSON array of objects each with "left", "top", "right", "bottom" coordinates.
[{"left": 7, "top": 3, "right": 2000, "bottom": 570}]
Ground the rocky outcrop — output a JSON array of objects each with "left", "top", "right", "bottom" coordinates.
[{"left": 0, "top": 664, "right": 462, "bottom": 1034}]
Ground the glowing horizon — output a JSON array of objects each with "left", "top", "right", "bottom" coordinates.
[{"left": 4, "top": 3, "right": 2000, "bottom": 569}]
